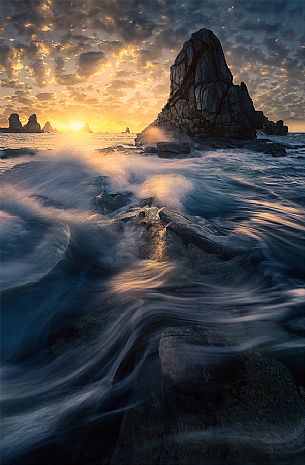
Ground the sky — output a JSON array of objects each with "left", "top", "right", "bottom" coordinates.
[{"left": 0, "top": 0, "right": 304, "bottom": 133}]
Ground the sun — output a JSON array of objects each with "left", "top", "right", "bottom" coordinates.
[{"left": 67, "top": 121, "right": 85, "bottom": 131}]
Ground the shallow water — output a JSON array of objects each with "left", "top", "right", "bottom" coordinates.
[{"left": 1, "top": 132, "right": 305, "bottom": 464}]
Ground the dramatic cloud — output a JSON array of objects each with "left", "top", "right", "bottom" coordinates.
[
  {"left": 77, "top": 51, "right": 108, "bottom": 77},
  {"left": 0, "top": 0, "right": 304, "bottom": 131}
]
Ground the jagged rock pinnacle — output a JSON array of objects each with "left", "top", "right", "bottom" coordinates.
[{"left": 136, "top": 28, "right": 287, "bottom": 144}]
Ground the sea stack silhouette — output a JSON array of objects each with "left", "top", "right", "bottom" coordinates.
[
  {"left": 0, "top": 113, "right": 43, "bottom": 133},
  {"left": 136, "top": 28, "right": 287, "bottom": 145},
  {"left": 23, "top": 114, "right": 42, "bottom": 133},
  {"left": 42, "top": 121, "right": 58, "bottom": 133},
  {"left": 84, "top": 122, "right": 93, "bottom": 133},
  {"left": 9, "top": 113, "right": 23, "bottom": 132}
]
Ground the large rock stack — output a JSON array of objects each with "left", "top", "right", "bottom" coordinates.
[
  {"left": 0, "top": 113, "right": 44, "bottom": 133},
  {"left": 8, "top": 113, "right": 23, "bottom": 132},
  {"left": 136, "top": 29, "right": 287, "bottom": 144},
  {"left": 23, "top": 114, "right": 42, "bottom": 133}
]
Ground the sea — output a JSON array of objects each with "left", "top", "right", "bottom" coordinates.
[{"left": 1, "top": 131, "right": 305, "bottom": 464}]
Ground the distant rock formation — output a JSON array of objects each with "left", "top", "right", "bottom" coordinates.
[
  {"left": 136, "top": 29, "right": 287, "bottom": 144},
  {"left": 23, "top": 114, "right": 42, "bottom": 133},
  {"left": 125, "top": 127, "right": 130, "bottom": 133},
  {"left": 42, "top": 121, "right": 58, "bottom": 133},
  {"left": 262, "top": 118, "right": 288, "bottom": 136},
  {"left": 0, "top": 113, "right": 43, "bottom": 133},
  {"left": 9, "top": 113, "right": 23, "bottom": 132},
  {"left": 84, "top": 122, "right": 93, "bottom": 133}
]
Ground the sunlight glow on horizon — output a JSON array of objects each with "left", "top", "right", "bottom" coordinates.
[{"left": 66, "top": 121, "right": 85, "bottom": 132}]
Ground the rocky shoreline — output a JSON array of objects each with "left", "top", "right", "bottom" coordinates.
[
  {"left": 91, "top": 188, "right": 305, "bottom": 465},
  {"left": 1, "top": 138, "right": 304, "bottom": 465}
]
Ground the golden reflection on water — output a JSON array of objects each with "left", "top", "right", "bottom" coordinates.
[
  {"left": 241, "top": 199, "right": 305, "bottom": 231},
  {"left": 109, "top": 260, "right": 176, "bottom": 295}
]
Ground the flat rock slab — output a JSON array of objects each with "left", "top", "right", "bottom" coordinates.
[{"left": 158, "top": 207, "right": 246, "bottom": 259}]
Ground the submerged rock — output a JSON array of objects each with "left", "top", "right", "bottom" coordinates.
[
  {"left": 95, "top": 145, "right": 126, "bottom": 154},
  {"left": 30, "top": 194, "right": 64, "bottom": 209},
  {"left": 23, "top": 114, "right": 42, "bottom": 133},
  {"left": 136, "top": 28, "right": 288, "bottom": 145},
  {"left": 94, "top": 191, "right": 132, "bottom": 214},
  {"left": 157, "top": 141, "right": 194, "bottom": 158},
  {"left": 192, "top": 137, "right": 287, "bottom": 157},
  {"left": 111, "top": 323, "right": 305, "bottom": 464},
  {"left": 113, "top": 206, "right": 247, "bottom": 263},
  {"left": 158, "top": 207, "right": 245, "bottom": 259},
  {"left": 0, "top": 147, "right": 37, "bottom": 159}
]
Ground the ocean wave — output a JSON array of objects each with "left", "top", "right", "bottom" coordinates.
[{"left": 1, "top": 136, "right": 305, "bottom": 464}]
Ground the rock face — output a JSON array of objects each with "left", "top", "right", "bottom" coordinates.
[
  {"left": 8, "top": 113, "right": 23, "bottom": 132},
  {"left": 23, "top": 114, "right": 42, "bottom": 133},
  {"left": 136, "top": 29, "right": 287, "bottom": 144}
]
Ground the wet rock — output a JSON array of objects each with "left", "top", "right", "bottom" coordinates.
[
  {"left": 268, "top": 144, "right": 287, "bottom": 157},
  {"left": 139, "top": 196, "right": 153, "bottom": 207},
  {"left": 157, "top": 142, "right": 194, "bottom": 158},
  {"left": 94, "top": 191, "right": 132, "bottom": 214},
  {"left": 263, "top": 118, "right": 288, "bottom": 136},
  {"left": 113, "top": 205, "right": 247, "bottom": 264},
  {"left": 158, "top": 327, "right": 305, "bottom": 464},
  {"left": 23, "top": 114, "right": 42, "bottom": 133},
  {"left": 111, "top": 324, "right": 305, "bottom": 464},
  {"left": 30, "top": 194, "right": 64, "bottom": 209},
  {"left": 0, "top": 147, "right": 37, "bottom": 159},
  {"left": 143, "top": 146, "right": 160, "bottom": 154},
  {"left": 95, "top": 145, "right": 125, "bottom": 154},
  {"left": 193, "top": 136, "right": 287, "bottom": 157},
  {"left": 158, "top": 207, "right": 245, "bottom": 259},
  {"left": 114, "top": 206, "right": 187, "bottom": 261},
  {"left": 247, "top": 140, "right": 287, "bottom": 157}
]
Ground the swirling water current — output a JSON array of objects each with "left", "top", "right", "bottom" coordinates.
[{"left": 0, "top": 132, "right": 305, "bottom": 464}]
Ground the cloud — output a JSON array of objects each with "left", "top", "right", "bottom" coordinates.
[
  {"left": 77, "top": 51, "right": 108, "bottom": 77},
  {"left": 36, "top": 92, "right": 54, "bottom": 101},
  {"left": 0, "top": 0, "right": 304, "bottom": 126}
]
